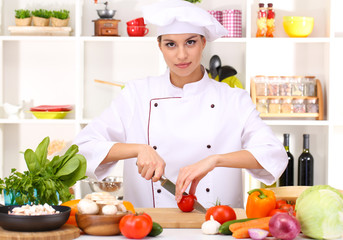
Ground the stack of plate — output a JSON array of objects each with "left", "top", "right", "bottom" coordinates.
[{"left": 29, "top": 105, "right": 73, "bottom": 119}]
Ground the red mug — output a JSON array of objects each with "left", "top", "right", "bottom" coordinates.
[
  {"left": 126, "top": 17, "right": 145, "bottom": 26},
  {"left": 127, "top": 26, "right": 149, "bottom": 37}
]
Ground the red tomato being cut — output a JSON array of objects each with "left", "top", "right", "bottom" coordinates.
[
  {"left": 177, "top": 194, "right": 197, "bottom": 212},
  {"left": 205, "top": 205, "right": 236, "bottom": 224},
  {"left": 119, "top": 213, "right": 153, "bottom": 239}
]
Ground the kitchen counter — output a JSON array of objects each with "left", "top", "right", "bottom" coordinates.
[{"left": 78, "top": 229, "right": 328, "bottom": 240}]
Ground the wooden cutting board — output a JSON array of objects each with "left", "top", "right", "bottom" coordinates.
[
  {"left": 136, "top": 208, "right": 246, "bottom": 228},
  {"left": 0, "top": 224, "right": 80, "bottom": 240}
]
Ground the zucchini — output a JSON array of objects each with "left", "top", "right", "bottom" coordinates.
[
  {"left": 219, "top": 218, "right": 257, "bottom": 235},
  {"left": 148, "top": 222, "right": 163, "bottom": 237}
]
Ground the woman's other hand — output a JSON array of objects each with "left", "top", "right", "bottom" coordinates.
[
  {"left": 136, "top": 145, "right": 166, "bottom": 182},
  {"left": 175, "top": 155, "right": 217, "bottom": 203}
]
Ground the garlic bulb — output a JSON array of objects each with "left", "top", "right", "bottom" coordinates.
[{"left": 201, "top": 215, "right": 221, "bottom": 235}]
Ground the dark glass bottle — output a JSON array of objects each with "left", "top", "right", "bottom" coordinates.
[
  {"left": 298, "top": 134, "right": 314, "bottom": 186},
  {"left": 279, "top": 133, "right": 294, "bottom": 186}
]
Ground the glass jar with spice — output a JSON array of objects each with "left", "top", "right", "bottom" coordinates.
[
  {"left": 254, "top": 75, "right": 267, "bottom": 96},
  {"left": 267, "top": 76, "right": 280, "bottom": 96},
  {"left": 293, "top": 98, "right": 306, "bottom": 113},
  {"left": 281, "top": 98, "right": 293, "bottom": 113},
  {"left": 291, "top": 76, "right": 304, "bottom": 96},
  {"left": 269, "top": 99, "right": 281, "bottom": 114},
  {"left": 303, "top": 76, "right": 316, "bottom": 97},
  {"left": 279, "top": 76, "right": 292, "bottom": 96},
  {"left": 306, "top": 98, "right": 319, "bottom": 113},
  {"left": 256, "top": 98, "right": 268, "bottom": 114}
]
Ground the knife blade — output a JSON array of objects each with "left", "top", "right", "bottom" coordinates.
[{"left": 159, "top": 175, "right": 207, "bottom": 213}]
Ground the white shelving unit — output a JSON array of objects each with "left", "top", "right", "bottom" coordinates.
[{"left": 0, "top": 0, "right": 342, "bottom": 194}]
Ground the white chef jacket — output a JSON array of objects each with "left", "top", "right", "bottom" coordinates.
[{"left": 73, "top": 68, "right": 288, "bottom": 208}]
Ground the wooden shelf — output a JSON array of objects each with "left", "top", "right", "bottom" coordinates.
[{"left": 250, "top": 79, "right": 324, "bottom": 120}]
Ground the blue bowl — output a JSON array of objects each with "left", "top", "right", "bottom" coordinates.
[{"left": 4, "top": 190, "right": 59, "bottom": 206}]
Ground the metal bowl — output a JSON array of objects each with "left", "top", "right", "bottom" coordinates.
[
  {"left": 0, "top": 205, "right": 71, "bottom": 231},
  {"left": 97, "top": 9, "right": 116, "bottom": 19},
  {"left": 85, "top": 176, "right": 123, "bottom": 199}
]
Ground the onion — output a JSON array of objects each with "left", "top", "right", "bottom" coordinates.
[
  {"left": 248, "top": 228, "right": 269, "bottom": 240},
  {"left": 269, "top": 213, "right": 301, "bottom": 240}
]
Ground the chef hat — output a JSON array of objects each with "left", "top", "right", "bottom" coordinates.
[{"left": 141, "top": 0, "right": 228, "bottom": 42}]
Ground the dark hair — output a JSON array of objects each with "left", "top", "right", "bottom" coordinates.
[{"left": 157, "top": 34, "right": 204, "bottom": 42}]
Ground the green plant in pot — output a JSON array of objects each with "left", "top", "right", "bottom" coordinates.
[
  {"left": 14, "top": 9, "right": 32, "bottom": 26},
  {"left": 31, "top": 9, "right": 52, "bottom": 26},
  {"left": 0, "top": 136, "right": 87, "bottom": 205},
  {"left": 51, "top": 9, "right": 70, "bottom": 27}
]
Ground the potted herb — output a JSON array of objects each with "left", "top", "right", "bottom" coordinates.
[
  {"left": 51, "top": 9, "right": 70, "bottom": 27},
  {"left": 15, "top": 9, "right": 32, "bottom": 26},
  {"left": 31, "top": 9, "right": 52, "bottom": 26},
  {"left": 0, "top": 137, "right": 87, "bottom": 205}
]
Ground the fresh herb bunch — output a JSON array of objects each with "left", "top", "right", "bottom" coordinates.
[
  {"left": 15, "top": 9, "right": 31, "bottom": 19},
  {"left": 184, "top": 0, "right": 202, "bottom": 3},
  {"left": 0, "top": 137, "right": 87, "bottom": 205},
  {"left": 31, "top": 9, "right": 52, "bottom": 19},
  {"left": 51, "top": 9, "right": 70, "bottom": 20}
]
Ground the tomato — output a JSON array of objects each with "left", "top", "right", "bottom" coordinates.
[
  {"left": 119, "top": 213, "right": 153, "bottom": 239},
  {"left": 268, "top": 208, "right": 288, "bottom": 216},
  {"left": 279, "top": 203, "right": 295, "bottom": 212},
  {"left": 177, "top": 194, "right": 197, "bottom": 212},
  {"left": 279, "top": 203, "right": 296, "bottom": 216},
  {"left": 205, "top": 205, "right": 236, "bottom": 224},
  {"left": 275, "top": 199, "right": 287, "bottom": 209}
]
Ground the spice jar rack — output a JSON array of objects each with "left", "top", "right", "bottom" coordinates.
[{"left": 250, "top": 78, "right": 324, "bottom": 120}]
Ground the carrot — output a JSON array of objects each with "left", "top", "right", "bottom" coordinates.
[
  {"left": 232, "top": 223, "right": 269, "bottom": 239},
  {"left": 229, "top": 216, "right": 271, "bottom": 232}
]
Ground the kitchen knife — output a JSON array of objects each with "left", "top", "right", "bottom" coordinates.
[{"left": 159, "top": 175, "right": 207, "bottom": 214}]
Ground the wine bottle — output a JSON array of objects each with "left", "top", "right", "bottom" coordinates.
[
  {"left": 279, "top": 133, "right": 294, "bottom": 186},
  {"left": 298, "top": 134, "right": 314, "bottom": 186}
]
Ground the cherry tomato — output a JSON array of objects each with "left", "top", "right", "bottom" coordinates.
[
  {"left": 177, "top": 194, "right": 197, "bottom": 212},
  {"left": 205, "top": 205, "right": 236, "bottom": 224},
  {"left": 279, "top": 203, "right": 295, "bottom": 212},
  {"left": 268, "top": 208, "right": 288, "bottom": 216},
  {"left": 275, "top": 199, "right": 287, "bottom": 209},
  {"left": 119, "top": 213, "right": 153, "bottom": 239},
  {"left": 279, "top": 203, "right": 296, "bottom": 216}
]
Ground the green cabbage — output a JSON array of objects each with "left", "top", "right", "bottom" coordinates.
[{"left": 295, "top": 185, "right": 343, "bottom": 239}]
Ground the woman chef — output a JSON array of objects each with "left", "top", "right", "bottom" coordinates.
[{"left": 73, "top": 0, "right": 288, "bottom": 208}]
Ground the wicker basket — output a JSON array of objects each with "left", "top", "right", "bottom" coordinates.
[
  {"left": 15, "top": 17, "right": 32, "bottom": 26},
  {"left": 32, "top": 16, "right": 50, "bottom": 26},
  {"left": 51, "top": 17, "right": 69, "bottom": 27}
]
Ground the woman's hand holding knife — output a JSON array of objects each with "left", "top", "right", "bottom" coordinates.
[{"left": 136, "top": 144, "right": 166, "bottom": 182}]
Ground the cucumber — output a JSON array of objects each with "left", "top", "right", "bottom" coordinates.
[
  {"left": 219, "top": 218, "right": 257, "bottom": 235},
  {"left": 148, "top": 222, "right": 163, "bottom": 237}
]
